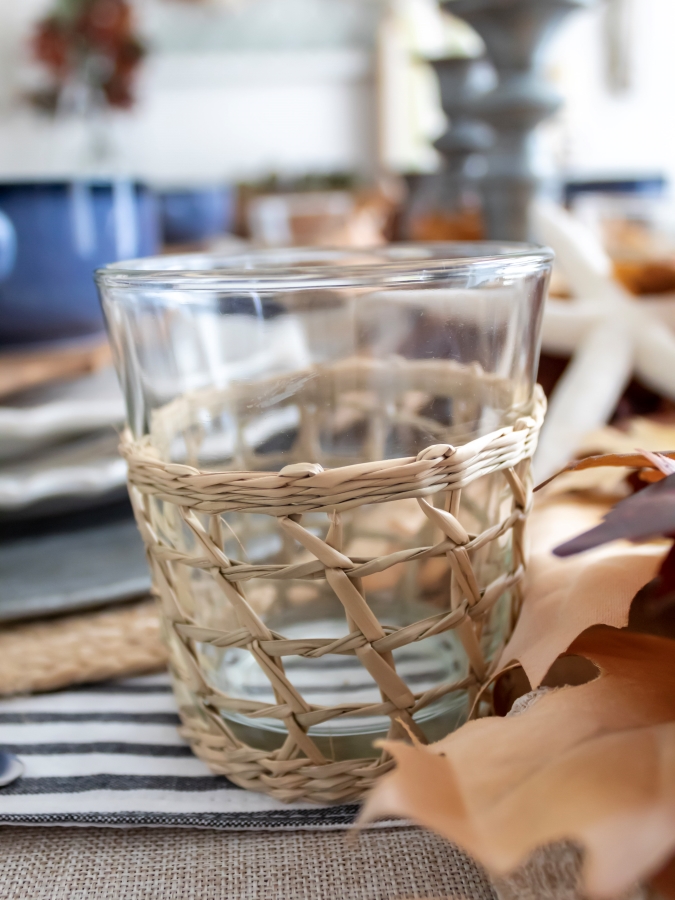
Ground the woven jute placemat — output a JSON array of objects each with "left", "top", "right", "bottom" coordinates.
[{"left": 0, "top": 599, "right": 166, "bottom": 696}]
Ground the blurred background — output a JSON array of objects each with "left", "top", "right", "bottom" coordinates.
[
  {"left": 0, "top": 0, "right": 673, "bottom": 187},
  {"left": 3, "top": 0, "right": 675, "bottom": 649}
]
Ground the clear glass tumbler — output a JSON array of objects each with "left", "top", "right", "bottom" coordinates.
[{"left": 97, "top": 244, "right": 551, "bottom": 776}]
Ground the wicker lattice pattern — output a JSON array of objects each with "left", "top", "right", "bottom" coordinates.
[{"left": 122, "top": 360, "right": 546, "bottom": 803}]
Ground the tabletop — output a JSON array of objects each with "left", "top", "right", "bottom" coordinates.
[{"left": 0, "top": 824, "right": 497, "bottom": 900}]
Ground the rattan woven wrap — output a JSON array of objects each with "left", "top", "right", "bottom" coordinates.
[{"left": 121, "top": 358, "right": 546, "bottom": 804}]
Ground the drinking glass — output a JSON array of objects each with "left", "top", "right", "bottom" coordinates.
[{"left": 97, "top": 244, "right": 551, "bottom": 783}]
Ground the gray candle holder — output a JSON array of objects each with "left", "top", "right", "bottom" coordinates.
[
  {"left": 442, "top": 0, "right": 594, "bottom": 240},
  {"left": 404, "top": 57, "right": 492, "bottom": 240},
  {"left": 430, "top": 56, "right": 493, "bottom": 210}
]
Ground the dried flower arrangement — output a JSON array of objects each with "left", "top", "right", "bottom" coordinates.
[
  {"left": 31, "top": 0, "right": 145, "bottom": 111},
  {"left": 362, "top": 430, "right": 675, "bottom": 899}
]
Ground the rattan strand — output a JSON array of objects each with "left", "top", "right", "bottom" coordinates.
[{"left": 122, "top": 359, "right": 546, "bottom": 803}]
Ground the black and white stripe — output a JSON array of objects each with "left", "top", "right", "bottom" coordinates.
[{"left": 0, "top": 674, "right": 365, "bottom": 830}]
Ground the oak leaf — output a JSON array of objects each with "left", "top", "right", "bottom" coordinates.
[
  {"left": 361, "top": 628, "right": 675, "bottom": 899},
  {"left": 555, "top": 472, "right": 675, "bottom": 557},
  {"left": 537, "top": 450, "right": 673, "bottom": 489},
  {"left": 540, "top": 420, "right": 675, "bottom": 500},
  {"left": 495, "top": 498, "right": 667, "bottom": 687}
]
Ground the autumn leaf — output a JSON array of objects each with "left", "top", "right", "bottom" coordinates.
[
  {"left": 555, "top": 472, "right": 675, "bottom": 556},
  {"left": 361, "top": 628, "right": 675, "bottom": 900},
  {"left": 495, "top": 498, "right": 667, "bottom": 687},
  {"left": 539, "top": 421, "right": 675, "bottom": 500},
  {"left": 536, "top": 450, "right": 675, "bottom": 493},
  {"left": 652, "top": 855, "right": 675, "bottom": 899}
]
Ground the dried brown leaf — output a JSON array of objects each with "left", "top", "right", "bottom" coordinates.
[
  {"left": 541, "top": 420, "right": 675, "bottom": 501},
  {"left": 495, "top": 498, "right": 668, "bottom": 687},
  {"left": 555, "top": 473, "right": 675, "bottom": 557},
  {"left": 536, "top": 452, "right": 674, "bottom": 493},
  {"left": 361, "top": 628, "right": 675, "bottom": 899},
  {"left": 651, "top": 853, "right": 675, "bottom": 899},
  {"left": 638, "top": 450, "right": 675, "bottom": 478}
]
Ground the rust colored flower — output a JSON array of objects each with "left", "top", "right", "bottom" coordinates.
[
  {"left": 77, "top": 0, "right": 132, "bottom": 49},
  {"left": 30, "top": 0, "right": 145, "bottom": 110},
  {"left": 32, "top": 18, "right": 70, "bottom": 76},
  {"left": 103, "top": 71, "right": 133, "bottom": 108}
]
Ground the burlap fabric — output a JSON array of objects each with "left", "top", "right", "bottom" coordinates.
[
  {"left": 0, "top": 826, "right": 495, "bottom": 900},
  {"left": 492, "top": 844, "right": 648, "bottom": 900},
  {"left": 0, "top": 826, "right": 652, "bottom": 899}
]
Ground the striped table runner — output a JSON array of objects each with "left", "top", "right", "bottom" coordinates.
[{"left": 0, "top": 673, "right": 364, "bottom": 829}]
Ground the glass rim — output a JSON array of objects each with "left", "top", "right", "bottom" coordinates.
[{"left": 95, "top": 241, "right": 554, "bottom": 292}]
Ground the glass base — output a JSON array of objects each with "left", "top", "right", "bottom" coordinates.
[{"left": 200, "top": 617, "right": 468, "bottom": 760}]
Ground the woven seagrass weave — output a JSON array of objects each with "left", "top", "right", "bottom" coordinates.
[
  {"left": 121, "top": 358, "right": 546, "bottom": 803},
  {"left": 0, "top": 599, "right": 164, "bottom": 696}
]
